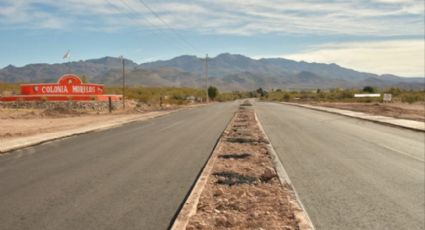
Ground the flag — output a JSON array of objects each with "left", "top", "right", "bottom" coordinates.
[{"left": 63, "top": 50, "right": 71, "bottom": 59}]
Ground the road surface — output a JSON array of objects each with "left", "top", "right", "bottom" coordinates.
[
  {"left": 0, "top": 102, "right": 237, "bottom": 230},
  {"left": 256, "top": 102, "right": 424, "bottom": 230}
]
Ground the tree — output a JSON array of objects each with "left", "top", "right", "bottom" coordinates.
[
  {"left": 208, "top": 86, "right": 218, "bottom": 101},
  {"left": 362, "top": 86, "right": 376, "bottom": 93},
  {"left": 256, "top": 88, "right": 267, "bottom": 97}
]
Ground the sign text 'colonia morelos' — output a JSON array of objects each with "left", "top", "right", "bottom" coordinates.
[
  {"left": 0, "top": 74, "right": 122, "bottom": 102},
  {"left": 36, "top": 85, "right": 97, "bottom": 94}
]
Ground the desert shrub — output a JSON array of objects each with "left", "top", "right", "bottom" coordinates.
[
  {"left": 401, "top": 94, "right": 420, "bottom": 104},
  {"left": 0, "top": 83, "right": 20, "bottom": 95},
  {"left": 385, "top": 87, "right": 402, "bottom": 96},
  {"left": 106, "top": 86, "right": 205, "bottom": 105},
  {"left": 282, "top": 93, "right": 291, "bottom": 101}
]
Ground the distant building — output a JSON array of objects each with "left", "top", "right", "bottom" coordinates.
[{"left": 186, "top": 95, "right": 196, "bottom": 103}]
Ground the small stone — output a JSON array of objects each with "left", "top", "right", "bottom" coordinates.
[
  {"left": 225, "top": 214, "right": 237, "bottom": 226},
  {"left": 214, "top": 216, "right": 228, "bottom": 227},
  {"left": 250, "top": 211, "right": 261, "bottom": 218},
  {"left": 260, "top": 167, "right": 277, "bottom": 182},
  {"left": 214, "top": 188, "right": 225, "bottom": 197}
]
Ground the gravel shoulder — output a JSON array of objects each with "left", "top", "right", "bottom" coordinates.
[
  {"left": 309, "top": 102, "right": 424, "bottom": 122},
  {"left": 0, "top": 105, "right": 205, "bottom": 153},
  {"left": 284, "top": 102, "right": 424, "bottom": 131},
  {"left": 0, "top": 110, "right": 163, "bottom": 139}
]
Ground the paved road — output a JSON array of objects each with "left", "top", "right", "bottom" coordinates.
[
  {"left": 256, "top": 102, "right": 424, "bottom": 230},
  {"left": 0, "top": 102, "right": 237, "bottom": 230}
]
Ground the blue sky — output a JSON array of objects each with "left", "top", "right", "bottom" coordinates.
[{"left": 0, "top": 0, "right": 424, "bottom": 77}]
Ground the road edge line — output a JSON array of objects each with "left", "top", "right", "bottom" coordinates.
[{"left": 255, "top": 111, "right": 316, "bottom": 230}]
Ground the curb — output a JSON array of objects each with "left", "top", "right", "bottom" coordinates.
[
  {"left": 281, "top": 102, "right": 424, "bottom": 132},
  {"left": 170, "top": 141, "right": 223, "bottom": 230},
  {"left": 255, "top": 112, "right": 315, "bottom": 230},
  {"left": 170, "top": 111, "right": 236, "bottom": 230}
]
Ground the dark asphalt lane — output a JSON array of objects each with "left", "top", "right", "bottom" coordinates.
[
  {"left": 0, "top": 102, "right": 238, "bottom": 230},
  {"left": 256, "top": 102, "right": 424, "bottom": 230}
]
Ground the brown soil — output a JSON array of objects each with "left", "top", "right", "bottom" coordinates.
[
  {"left": 0, "top": 110, "right": 167, "bottom": 139},
  {"left": 312, "top": 102, "right": 425, "bottom": 122},
  {"left": 0, "top": 102, "right": 204, "bottom": 139},
  {"left": 185, "top": 106, "right": 301, "bottom": 230}
]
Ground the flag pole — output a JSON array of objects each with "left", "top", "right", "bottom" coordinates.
[{"left": 63, "top": 49, "right": 71, "bottom": 74}]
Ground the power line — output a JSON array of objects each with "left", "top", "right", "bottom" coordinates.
[
  {"left": 106, "top": 0, "right": 189, "bottom": 53},
  {"left": 106, "top": 0, "right": 206, "bottom": 89},
  {"left": 135, "top": 0, "right": 202, "bottom": 54}
]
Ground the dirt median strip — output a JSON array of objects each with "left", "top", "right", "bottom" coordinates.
[{"left": 171, "top": 104, "right": 313, "bottom": 230}]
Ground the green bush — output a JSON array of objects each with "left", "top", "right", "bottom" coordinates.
[
  {"left": 362, "top": 86, "right": 376, "bottom": 93},
  {"left": 208, "top": 86, "right": 219, "bottom": 101}
]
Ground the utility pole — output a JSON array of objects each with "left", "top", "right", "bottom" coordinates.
[
  {"left": 205, "top": 54, "right": 209, "bottom": 103},
  {"left": 121, "top": 56, "right": 126, "bottom": 110}
]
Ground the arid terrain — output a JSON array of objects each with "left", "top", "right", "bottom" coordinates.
[
  {"left": 0, "top": 108, "right": 160, "bottom": 139},
  {"left": 0, "top": 101, "right": 202, "bottom": 140},
  {"left": 310, "top": 102, "right": 425, "bottom": 121}
]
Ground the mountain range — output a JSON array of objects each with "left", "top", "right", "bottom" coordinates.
[{"left": 0, "top": 53, "right": 423, "bottom": 91}]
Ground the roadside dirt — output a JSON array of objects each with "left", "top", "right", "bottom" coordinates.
[
  {"left": 0, "top": 111, "right": 159, "bottom": 139},
  {"left": 311, "top": 102, "right": 425, "bottom": 122},
  {"left": 0, "top": 102, "right": 203, "bottom": 139},
  {"left": 182, "top": 104, "right": 303, "bottom": 229}
]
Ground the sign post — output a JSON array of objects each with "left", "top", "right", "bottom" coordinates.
[{"left": 108, "top": 96, "right": 112, "bottom": 113}]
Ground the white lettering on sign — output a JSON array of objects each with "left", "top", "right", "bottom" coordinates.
[
  {"left": 41, "top": 85, "right": 69, "bottom": 94},
  {"left": 72, "top": 85, "right": 95, "bottom": 94}
]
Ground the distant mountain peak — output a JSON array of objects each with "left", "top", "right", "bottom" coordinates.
[
  {"left": 1, "top": 54, "right": 422, "bottom": 90},
  {"left": 215, "top": 53, "right": 252, "bottom": 60},
  {"left": 4, "top": 64, "right": 15, "bottom": 70},
  {"left": 86, "top": 56, "right": 137, "bottom": 65},
  {"left": 172, "top": 54, "right": 198, "bottom": 60}
]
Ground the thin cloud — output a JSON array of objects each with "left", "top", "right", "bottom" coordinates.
[
  {"left": 281, "top": 39, "right": 425, "bottom": 77},
  {"left": 0, "top": 0, "right": 423, "bottom": 35}
]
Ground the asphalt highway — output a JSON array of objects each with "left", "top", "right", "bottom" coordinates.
[
  {"left": 0, "top": 102, "right": 238, "bottom": 230},
  {"left": 256, "top": 102, "right": 424, "bottom": 230}
]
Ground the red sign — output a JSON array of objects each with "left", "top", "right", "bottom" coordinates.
[{"left": 20, "top": 74, "right": 104, "bottom": 95}]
